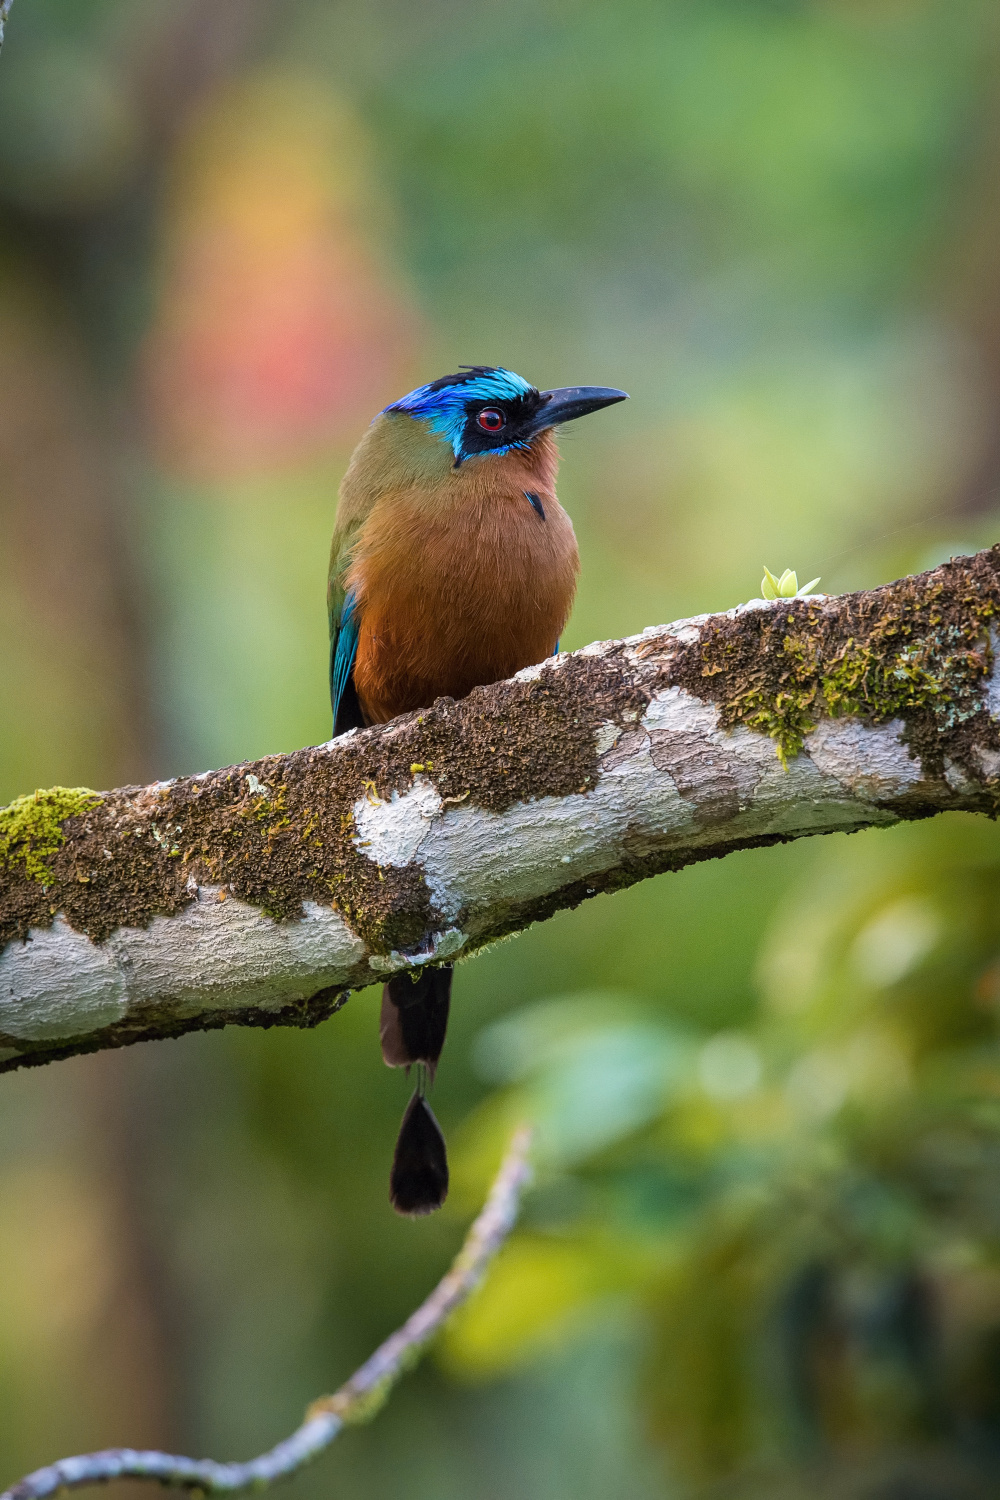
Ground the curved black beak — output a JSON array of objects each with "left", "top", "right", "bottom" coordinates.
[{"left": 528, "top": 385, "right": 628, "bottom": 436}]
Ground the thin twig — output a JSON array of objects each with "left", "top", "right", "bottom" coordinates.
[
  {"left": 0, "top": 1, "right": 12, "bottom": 52},
  {"left": 1, "top": 1128, "right": 533, "bottom": 1500}
]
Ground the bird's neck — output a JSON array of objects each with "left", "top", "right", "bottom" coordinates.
[{"left": 440, "top": 429, "right": 560, "bottom": 510}]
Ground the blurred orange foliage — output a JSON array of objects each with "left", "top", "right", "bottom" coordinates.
[{"left": 145, "top": 72, "right": 421, "bottom": 479}]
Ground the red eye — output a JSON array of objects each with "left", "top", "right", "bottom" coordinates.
[{"left": 477, "top": 408, "right": 505, "bottom": 432}]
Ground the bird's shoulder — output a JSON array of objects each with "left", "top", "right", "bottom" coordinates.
[{"left": 338, "top": 411, "right": 452, "bottom": 523}]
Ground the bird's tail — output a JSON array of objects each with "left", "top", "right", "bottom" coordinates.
[
  {"left": 380, "top": 965, "right": 452, "bottom": 1079},
  {"left": 382, "top": 966, "right": 453, "bottom": 1215},
  {"left": 390, "top": 1089, "right": 449, "bottom": 1216}
]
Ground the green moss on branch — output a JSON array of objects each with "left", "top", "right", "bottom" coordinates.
[
  {"left": 0, "top": 652, "right": 640, "bottom": 953},
  {"left": 674, "top": 549, "right": 1000, "bottom": 776},
  {"left": 0, "top": 788, "right": 103, "bottom": 884}
]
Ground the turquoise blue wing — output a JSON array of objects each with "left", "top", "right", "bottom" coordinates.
[{"left": 330, "top": 588, "right": 363, "bottom": 735}]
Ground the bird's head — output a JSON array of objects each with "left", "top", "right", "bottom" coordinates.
[{"left": 383, "top": 366, "right": 627, "bottom": 468}]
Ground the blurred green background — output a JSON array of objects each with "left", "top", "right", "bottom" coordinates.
[{"left": 3, "top": 2, "right": 1000, "bottom": 1497}]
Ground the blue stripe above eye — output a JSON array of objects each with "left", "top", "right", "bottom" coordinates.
[
  {"left": 384, "top": 367, "right": 534, "bottom": 461},
  {"left": 331, "top": 589, "right": 359, "bottom": 731}
]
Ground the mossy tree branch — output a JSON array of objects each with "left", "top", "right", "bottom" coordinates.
[{"left": 2, "top": 549, "right": 999, "bottom": 1073}]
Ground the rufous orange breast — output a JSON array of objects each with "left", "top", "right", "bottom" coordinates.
[{"left": 346, "top": 432, "right": 578, "bottom": 724}]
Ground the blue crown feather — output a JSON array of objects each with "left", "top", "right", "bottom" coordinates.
[{"left": 385, "top": 366, "right": 535, "bottom": 460}]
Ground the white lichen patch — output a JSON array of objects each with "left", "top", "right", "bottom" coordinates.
[
  {"left": 804, "top": 717, "right": 923, "bottom": 800},
  {"left": 0, "top": 915, "right": 128, "bottom": 1040},
  {"left": 943, "top": 758, "right": 978, "bottom": 794},
  {"left": 642, "top": 686, "right": 767, "bottom": 805},
  {"left": 108, "top": 890, "right": 368, "bottom": 1019},
  {"left": 0, "top": 889, "right": 368, "bottom": 1043},
  {"left": 974, "top": 745, "right": 1000, "bottom": 778},
  {"left": 642, "top": 686, "right": 887, "bottom": 837},
  {"left": 733, "top": 597, "right": 781, "bottom": 615},
  {"left": 513, "top": 661, "right": 546, "bottom": 684},
  {"left": 623, "top": 615, "right": 709, "bottom": 650},
  {"left": 352, "top": 777, "right": 443, "bottom": 867},
  {"left": 594, "top": 721, "right": 623, "bottom": 756},
  {"left": 409, "top": 777, "right": 676, "bottom": 921}
]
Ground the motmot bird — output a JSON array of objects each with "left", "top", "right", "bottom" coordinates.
[{"left": 328, "top": 366, "right": 627, "bottom": 1215}]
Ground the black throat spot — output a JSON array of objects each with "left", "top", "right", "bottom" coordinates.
[{"left": 525, "top": 490, "right": 546, "bottom": 520}]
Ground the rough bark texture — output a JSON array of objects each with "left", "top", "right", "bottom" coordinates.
[{"left": 2, "top": 549, "right": 999, "bottom": 1073}]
